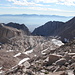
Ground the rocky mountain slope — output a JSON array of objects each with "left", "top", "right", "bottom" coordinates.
[
  {"left": 0, "top": 35, "right": 65, "bottom": 75},
  {"left": 1, "top": 35, "right": 75, "bottom": 75},
  {"left": 1, "top": 17, "right": 75, "bottom": 75},
  {"left": 32, "top": 17, "right": 75, "bottom": 42},
  {"left": 32, "top": 21, "right": 64, "bottom": 36},
  {"left": 58, "top": 17, "right": 75, "bottom": 42},
  {"left": 1, "top": 36, "right": 75, "bottom": 75},
  {"left": 0, "top": 23, "right": 22, "bottom": 43},
  {"left": 5, "top": 22, "right": 30, "bottom": 35},
  {"left": 0, "top": 22, "right": 66, "bottom": 75}
]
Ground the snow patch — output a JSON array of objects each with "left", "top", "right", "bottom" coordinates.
[
  {"left": 18, "top": 58, "right": 30, "bottom": 65},
  {"left": 34, "top": 55, "right": 37, "bottom": 57},
  {"left": 64, "top": 38, "right": 69, "bottom": 42},
  {"left": 6, "top": 50, "right": 14, "bottom": 52},
  {"left": 0, "top": 67, "right": 2, "bottom": 70},
  {"left": 67, "top": 70, "right": 74, "bottom": 75},
  {"left": 0, "top": 71, "right": 2, "bottom": 74},
  {"left": 41, "top": 51, "right": 46, "bottom": 55},
  {"left": 23, "top": 49, "right": 33, "bottom": 55},
  {"left": 0, "top": 70, "right": 4, "bottom": 74},
  {"left": 14, "top": 53, "right": 21, "bottom": 57},
  {"left": 52, "top": 39, "right": 64, "bottom": 46}
]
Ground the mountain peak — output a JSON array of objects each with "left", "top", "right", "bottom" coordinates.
[
  {"left": 32, "top": 21, "right": 64, "bottom": 36},
  {"left": 5, "top": 22, "right": 31, "bottom": 35}
]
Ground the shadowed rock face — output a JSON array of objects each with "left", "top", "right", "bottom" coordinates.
[
  {"left": 5, "top": 22, "right": 30, "bottom": 35},
  {"left": 0, "top": 23, "right": 22, "bottom": 43},
  {"left": 32, "top": 17, "right": 75, "bottom": 42},
  {"left": 58, "top": 17, "right": 75, "bottom": 42},
  {"left": 32, "top": 21, "right": 64, "bottom": 36}
]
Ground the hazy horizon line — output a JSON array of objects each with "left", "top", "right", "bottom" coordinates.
[{"left": 0, "top": 14, "right": 73, "bottom": 17}]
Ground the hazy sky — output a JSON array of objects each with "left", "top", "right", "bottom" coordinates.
[{"left": 0, "top": 0, "right": 75, "bottom": 16}]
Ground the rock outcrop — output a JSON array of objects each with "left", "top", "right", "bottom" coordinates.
[
  {"left": 0, "top": 34, "right": 64, "bottom": 75},
  {"left": 3, "top": 39, "right": 75, "bottom": 75},
  {"left": 49, "top": 54, "right": 61, "bottom": 65},
  {"left": 0, "top": 23, "right": 22, "bottom": 43},
  {"left": 5, "top": 22, "right": 30, "bottom": 35},
  {"left": 58, "top": 17, "right": 75, "bottom": 42}
]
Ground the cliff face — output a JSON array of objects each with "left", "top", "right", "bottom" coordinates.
[
  {"left": 5, "top": 22, "right": 30, "bottom": 35},
  {"left": 32, "top": 17, "right": 75, "bottom": 42},
  {"left": 58, "top": 17, "right": 75, "bottom": 42},
  {"left": 32, "top": 21, "right": 64, "bottom": 36},
  {"left": 0, "top": 23, "right": 22, "bottom": 43}
]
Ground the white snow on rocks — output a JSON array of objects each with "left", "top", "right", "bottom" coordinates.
[
  {"left": 67, "top": 70, "right": 74, "bottom": 75},
  {"left": 18, "top": 58, "right": 30, "bottom": 65},
  {"left": 52, "top": 39, "right": 64, "bottom": 46},
  {"left": 0, "top": 71, "right": 3, "bottom": 74},
  {"left": 34, "top": 55, "right": 37, "bottom": 57},
  {"left": 0, "top": 67, "right": 2, "bottom": 70},
  {"left": 13, "top": 53, "right": 21, "bottom": 57},
  {"left": 0, "top": 70, "right": 4, "bottom": 74},
  {"left": 41, "top": 51, "right": 46, "bottom": 55},
  {"left": 64, "top": 38, "right": 69, "bottom": 42},
  {"left": 6, "top": 50, "right": 14, "bottom": 52},
  {"left": 23, "top": 49, "right": 33, "bottom": 55}
]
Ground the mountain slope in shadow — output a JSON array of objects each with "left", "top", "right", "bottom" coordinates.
[{"left": 32, "top": 17, "right": 75, "bottom": 42}]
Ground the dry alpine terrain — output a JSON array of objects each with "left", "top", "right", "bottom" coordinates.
[{"left": 0, "top": 17, "right": 75, "bottom": 75}]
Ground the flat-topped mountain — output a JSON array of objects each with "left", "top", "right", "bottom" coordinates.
[{"left": 5, "top": 22, "right": 30, "bottom": 35}]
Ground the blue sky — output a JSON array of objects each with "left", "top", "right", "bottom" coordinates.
[{"left": 0, "top": 0, "right": 75, "bottom": 16}]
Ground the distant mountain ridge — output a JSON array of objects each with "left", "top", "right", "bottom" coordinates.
[{"left": 0, "top": 14, "right": 68, "bottom": 17}]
